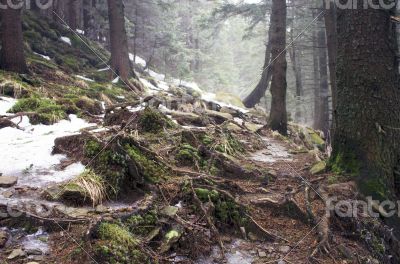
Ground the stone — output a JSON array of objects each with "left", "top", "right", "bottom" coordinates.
[
  {"left": 277, "top": 260, "right": 286, "bottom": 264},
  {"left": 278, "top": 245, "right": 291, "bottom": 254},
  {"left": 2, "top": 190, "right": 13, "bottom": 198},
  {"left": 258, "top": 250, "right": 267, "bottom": 258},
  {"left": 95, "top": 205, "right": 108, "bottom": 213},
  {"left": 310, "top": 161, "right": 326, "bottom": 175},
  {"left": 0, "top": 176, "right": 18, "bottom": 188},
  {"left": 160, "top": 206, "right": 179, "bottom": 217},
  {"left": 0, "top": 230, "right": 8, "bottom": 248},
  {"left": 7, "top": 248, "right": 26, "bottom": 259},
  {"left": 25, "top": 248, "right": 43, "bottom": 255},
  {"left": 337, "top": 244, "right": 354, "bottom": 260}
]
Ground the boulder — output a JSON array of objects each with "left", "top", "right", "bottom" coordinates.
[
  {"left": 0, "top": 176, "right": 18, "bottom": 188},
  {"left": 7, "top": 248, "right": 26, "bottom": 260},
  {"left": 0, "top": 230, "right": 8, "bottom": 248},
  {"left": 310, "top": 161, "right": 326, "bottom": 175}
]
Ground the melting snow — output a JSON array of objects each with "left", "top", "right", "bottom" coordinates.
[
  {"left": 60, "top": 36, "right": 72, "bottom": 46},
  {"left": 97, "top": 67, "right": 110, "bottom": 72},
  {"left": 33, "top": 52, "right": 51, "bottom": 61},
  {"left": 21, "top": 228, "right": 49, "bottom": 255},
  {"left": 112, "top": 76, "right": 120, "bottom": 84},
  {"left": 146, "top": 69, "right": 165, "bottom": 81},
  {"left": 75, "top": 75, "right": 94, "bottom": 82},
  {"left": 76, "top": 29, "right": 84, "bottom": 34},
  {"left": 0, "top": 97, "right": 93, "bottom": 188},
  {"left": 129, "top": 53, "right": 146, "bottom": 67}
]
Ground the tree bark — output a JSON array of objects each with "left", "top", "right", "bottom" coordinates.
[
  {"left": 0, "top": 0, "right": 28, "bottom": 74},
  {"left": 243, "top": 23, "right": 273, "bottom": 108},
  {"left": 68, "top": 0, "right": 78, "bottom": 30},
  {"left": 268, "top": 0, "right": 287, "bottom": 135},
  {"left": 324, "top": 1, "right": 338, "bottom": 138},
  {"left": 314, "top": 22, "right": 330, "bottom": 136},
  {"left": 312, "top": 21, "right": 320, "bottom": 131},
  {"left": 107, "top": 0, "right": 135, "bottom": 82},
  {"left": 289, "top": 30, "right": 303, "bottom": 123},
  {"left": 333, "top": 0, "right": 400, "bottom": 207}
]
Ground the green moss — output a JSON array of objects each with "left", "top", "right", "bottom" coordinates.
[
  {"left": 195, "top": 187, "right": 247, "bottom": 227},
  {"left": 202, "top": 135, "right": 213, "bottom": 146},
  {"left": 124, "top": 143, "right": 167, "bottom": 183},
  {"left": 95, "top": 222, "right": 148, "bottom": 264},
  {"left": 176, "top": 143, "right": 201, "bottom": 166},
  {"left": 138, "top": 107, "right": 175, "bottom": 133},
  {"left": 359, "top": 178, "right": 388, "bottom": 201},
  {"left": 125, "top": 210, "right": 158, "bottom": 236},
  {"left": 195, "top": 188, "right": 220, "bottom": 203},
  {"left": 310, "top": 161, "right": 326, "bottom": 175},
  {"left": 9, "top": 97, "right": 67, "bottom": 124},
  {"left": 329, "top": 151, "right": 360, "bottom": 176},
  {"left": 85, "top": 140, "right": 102, "bottom": 158}
]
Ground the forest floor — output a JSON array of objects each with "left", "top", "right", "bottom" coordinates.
[{"left": 0, "top": 10, "right": 397, "bottom": 264}]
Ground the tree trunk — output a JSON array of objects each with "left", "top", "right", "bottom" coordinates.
[
  {"left": 312, "top": 22, "right": 320, "bottom": 130},
  {"left": 289, "top": 30, "right": 303, "bottom": 123},
  {"left": 243, "top": 23, "right": 273, "bottom": 108},
  {"left": 68, "top": 0, "right": 78, "bottom": 30},
  {"left": 268, "top": 0, "right": 287, "bottom": 135},
  {"left": 107, "top": 0, "right": 135, "bottom": 82},
  {"left": 324, "top": 1, "right": 338, "bottom": 138},
  {"left": 314, "top": 23, "right": 330, "bottom": 136},
  {"left": 0, "top": 0, "right": 28, "bottom": 74},
  {"left": 333, "top": 0, "right": 400, "bottom": 208}
]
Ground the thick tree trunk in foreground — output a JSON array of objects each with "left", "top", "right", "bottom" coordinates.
[
  {"left": 107, "top": 0, "right": 134, "bottom": 82},
  {"left": 268, "top": 0, "right": 287, "bottom": 135},
  {"left": 314, "top": 24, "right": 330, "bottom": 136},
  {"left": 0, "top": 1, "right": 28, "bottom": 74},
  {"left": 243, "top": 24, "right": 273, "bottom": 108},
  {"left": 333, "top": 1, "right": 400, "bottom": 204}
]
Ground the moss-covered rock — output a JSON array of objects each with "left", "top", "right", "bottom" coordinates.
[
  {"left": 138, "top": 107, "right": 175, "bottom": 133},
  {"left": 176, "top": 143, "right": 201, "bottom": 167},
  {"left": 310, "top": 161, "right": 326, "bottom": 175},
  {"left": 94, "top": 222, "right": 149, "bottom": 264}
]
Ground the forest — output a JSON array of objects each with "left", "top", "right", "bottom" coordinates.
[{"left": 0, "top": 0, "right": 399, "bottom": 263}]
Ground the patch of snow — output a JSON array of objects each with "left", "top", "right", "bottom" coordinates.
[
  {"left": 97, "top": 67, "right": 110, "bottom": 72},
  {"left": 139, "top": 78, "right": 160, "bottom": 91},
  {"left": 116, "top": 95, "right": 125, "bottom": 99},
  {"left": 76, "top": 29, "right": 84, "bottom": 34},
  {"left": 0, "top": 96, "right": 17, "bottom": 116},
  {"left": 146, "top": 69, "right": 165, "bottom": 81},
  {"left": 21, "top": 228, "right": 49, "bottom": 254},
  {"left": 0, "top": 99, "right": 94, "bottom": 188},
  {"left": 173, "top": 79, "right": 202, "bottom": 94},
  {"left": 157, "top": 81, "right": 170, "bottom": 91},
  {"left": 33, "top": 52, "right": 51, "bottom": 61},
  {"left": 60, "top": 36, "right": 72, "bottom": 46},
  {"left": 129, "top": 53, "right": 146, "bottom": 67},
  {"left": 75, "top": 75, "right": 94, "bottom": 82},
  {"left": 112, "top": 76, "right": 120, "bottom": 84},
  {"left": 202, "top": 92, "right": 249, "bottom": 114},
  {"left": 196, "top": 240, "right": 253, "bottom": 264},
  {"left": 127, "top": 105, "right": 144, "bottom": 113}
]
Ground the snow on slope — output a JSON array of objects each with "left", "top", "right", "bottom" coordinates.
[{"left": 0, "top": 97, "right": 93, "bottom": 188}]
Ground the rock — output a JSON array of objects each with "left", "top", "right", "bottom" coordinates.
[
  {"left": 310, "top": 161, "right": 326, "bottom": 175},
  {"left": 25, "top": 248, "right": 43, "bottom": 255},
  {"left": 278, "top": 245, "right": 291, "bottom": 254},
  {"left": 95, "top": 205, "right": 108, "bottom": 213},
  {"left": 0, "top": 176, "right": 18, "bottom": 188},
  {"left": 160, "top": 206, "right": 179, "bottom": 217},
  {"left": 7, "top": 248, "right": 26, "bottom": 259},
  {"left": 0, "top": 230, "right": 8, "bottom": 248},
  {"left": 159, "top": 227, "right": 183, "bottom": 253},
  {"left": 277, "top": 260, "right": 286, "bottom": 264},
  {"left": 247, "top": 232, "right": 258, "bottom": 241},
  {"left": 26, "top": 262, "right": 40, "bottom": 264},
  {"left": 2, "top": 190, "right": 14, "bottom": 198},
  {"left": 258, "top": 250, "right": 267, "bottom": 258},
  {"left": 337, "top": 244, "right": 354, "bottom": 260}
]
